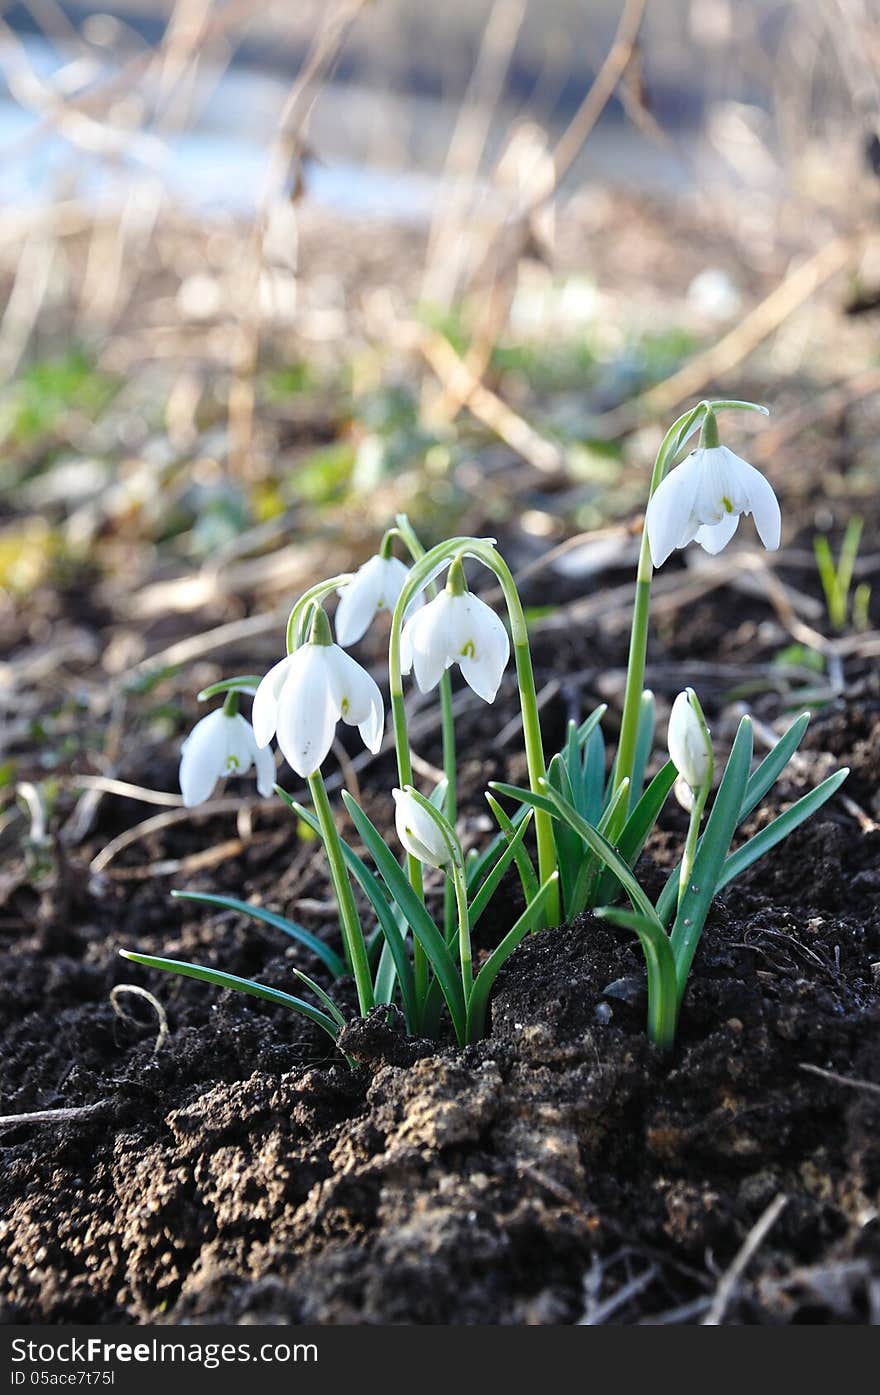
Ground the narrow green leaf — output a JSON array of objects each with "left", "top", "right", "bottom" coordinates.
[
  {"left": 630, "top": 690, "right": 656, "bottom": 809},
  {"left": 582, "top": 724, "right": 606, "bottom": 824},
  {"left": 468, "top": 809, "right": 534, "bottom": 927},
  {"left": 289, "top": 968, "right": 347, "bottom": 1029},
  {"left": 285, "top": 796, "right": 417, "bottom": 1028},
  {"left": 576, "top": 703, "right": 608, "bottom": 745},
  {"left": 593, "top": 760, "right": 677, "bottom": 906},
  {"left": 119, "top": 950, "right": 340, "bottom": 1039},
  {"left": 537, "top": 781, "right": 663, "bottom": 930},
  {"left": 171, "top": 890, "right": 347, "bottom": 979},
  {"left": 547, "top": 754, "right": 582, "bottom": 915},
  {"left": 485, "top": 794, "right": 540, "bottom": 905},
  {"left": 669, "top": 716, "right": 753, "bottom": 993},
  {"left": 718, "top": 768, "right": 849, "bottom": 891},
  {"left": 595, "top": 906, "right": 677, "bottom": 1050},
  {"left": 569, "top": 776, "right": 631, "bottom": 914},
  {"left": 489, "top": 780, "right": 558, "bottom": 818},
  {"left": 465, "top": 874, "right": 559, "bottom": 1041},
  {"left": 562, "top": 719, "right": 581, "bottom": 804},
  {"left": 465, "top": 802, "right": 530, "bottom": 890},
  {"left": 341, "top": 793, "right": 467, "bottom": 1043},
  {"left": 737, "top": 711, "right": 810, "bottom": 823}
]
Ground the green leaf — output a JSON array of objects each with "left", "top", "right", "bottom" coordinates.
[
  {"left": 468, "top": 809, "right": 534, "bottom": 927},
  {"left": 119, "top": 951, "right": 341, "bottom": 1040},
  {"left": 595, "top": 906, "right": 677, "bottom": 1050},
  {"left": 547, "top": 754, "right": 582, "bottom": 915},
  {"left": 170, "top": 890, "right": 348, "bottom": 979},
  {"left": 738, "top": 711, "right": 810, "bottom": 823},
  {"left": 465, "top": 873, "right": 559, "bottom": 1041},
  {"left": 536, "top": 780, "right": 663, "bottom": 930},
  {"left": 669, "top": 716, "right": 754, "bottom": 993},
  {"left": 718, "top": 768, "right": 849, "bottom": 891},
  {"left": 593, "top": 759, "right": 677, "bottom": 905},
  {"left": 465, "top": 802, "right": 530, "bottom": 891},
  {"left": 484, "top": 794, "right": 540, "bottom": 905},
  {"left": 630, "top": 690, "right": 656, "bottom": 810},
  {"left": 489, "top": 780, "right": 558, "bottom": 818},
  {"left": 576, "top": 702, "right": 608, "bottom": 745},
  {"left": 341, "top": 793, "right": 467, "bottom": 1043},
  {"left": 289, "top": 968, "right": 347, "bottom": 1029},
  {"left": 582, "top": 725, "right": 606, "bottom": 824},
  {"left": 284, "top": 796, "right": 417, "bottom": 1028},
  {"left": 569, "top": 776, "right": 631, "bottom": 914}
]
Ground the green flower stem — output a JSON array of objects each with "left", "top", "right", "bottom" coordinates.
[
  {"left": 286, "top": 575, "right": 352, "bottom": 653},
  {"left": 394, "top": 513, "right": 458, "bottom": 828},
  {"left": 388, "top": 534, "right": 559, "bottom": 928},
  {"left": 307, "top": 771, "right": 374, "bottom": 1016},
  {"left": 451, "top": 860, "right": 472, "bottom": 995},
  {"left": 221, "top": 690, "right": 239, "bottom": 717},
  {"left": 678, "top": 781, "right": 709, "bottom": 908},
  {"left": 615, "top": 399, "right": 769, "bottom": 795},
  {"left": 614, "top": 403, "right": 706, "bottom": 795}
]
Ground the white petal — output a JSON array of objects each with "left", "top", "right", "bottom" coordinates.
[
  {"left": 645, "top": 454, "right": 701, "bottom": 567},
  {"left": 252, "top": 654, "right": 296, "bottom": 748},
  {"left": 693, "top": 512, "right": 740, "bottom": 555},
  {"left": 448, "top": 593, "right": 510, "bottom": 703},
  {"left": 402, "top": 592, "right": 455, "bottom": 693},
  {"left": 741, "top": 461, "right": 781, "bottom": 551},
  {"left": 179, "top": 709, "right": 226, "bottom": 807},
  {"left": 393, "top": 788, "right": 450, "bottom": 868},
  {"left": 253, "top": 741, "right": 277, "bottom": 797},
  {"left": 335, "top": 556, "right": 386, "bottom": 646},
  {"left": 667, "top": 690, "right": 710, "bottom": 790},
  {"left": 275, "top": 646, "right": 336, "bottom": 777},
  {"left": 223, "top": 712, "right": 256, "bottom": 775},
  {"left": 324, "top": 645, "right": 385, "bottom": 753}
]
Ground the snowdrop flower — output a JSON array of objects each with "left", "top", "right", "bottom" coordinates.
[
  {"left": 645, "top": 443, "right": 780, "bottom": 568},
  {"left": 252, "top": 609, "right": 384, "bottom": 777},
  {"left": 335, "top": 552, "right": 421, "bottom": 647},
  {"left": 668, "top": 688, "right": 712, "bottom": 810},
  {"left": 393, "top": 787, "right": 457, "bottom": 869},
  {"left": 400, "top": 559, "right": 510, "bottom": 703},
  {"left": 179, "top": 709, "right": 275, "bottom": 808}
]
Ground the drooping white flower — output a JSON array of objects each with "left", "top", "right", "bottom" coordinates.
[
  {"left": 335, "top": 554, "right": 421, "bottom": 647},
  {"left": 253, "top": 639, "right": 384, "bottom": 777},
  {"left": 392, "top": 787, "right": 456, "bottom": 869},
  {"left": 667, "top": 688, "right": 712, "bottom": 800},
  {"left": 401, "top": 588, "right": 510, "bottom": 703},
  {"left": 645, "top": 445, "right": 780, "bottom": 568},
  {"left": 179, "top": 709, "right": 275, "bottom": 808}
]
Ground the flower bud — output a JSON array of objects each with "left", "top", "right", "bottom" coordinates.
[
  {"left": 393, "top": 787, "right": 457, "bottom": 869},
  {"left": 667, "top": 689, "right": 712, "bottom": 794}
]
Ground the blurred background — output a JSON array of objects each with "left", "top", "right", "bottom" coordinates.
[{"left": 1, "top": 0, "right": 879, "bottom": 851}]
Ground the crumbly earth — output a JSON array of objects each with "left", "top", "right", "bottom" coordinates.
[{"left": 1, "top": 609, "right": 878, "bottom": 1324}]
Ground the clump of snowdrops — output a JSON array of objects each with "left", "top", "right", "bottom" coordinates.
[{"left": 123, "top": 400, "right": 848, "bottom": 1053}]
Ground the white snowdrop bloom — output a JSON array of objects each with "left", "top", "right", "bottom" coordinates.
[
  {"left": 335, "top": 554, "right": 421, "bottom": 647},
  {"left": 645, "top": 445, "right": 780, "bottom": 568},
  {"left": 401, "top": 588, "right": 510, "bottom": 703},
  {"left": 667, "top": 689, "right": 711, "bottom": 795},
  {"left": 392, "top": 788, "right": 454, "bottom": 869},
  {"left": 252, "top": 640, "right": 384, "bottom": 778},
  {"left": 179, "top": 709, "right": 275, "bottom": 808}
]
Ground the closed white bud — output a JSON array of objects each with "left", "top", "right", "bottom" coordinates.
[
  {"left": 392, "top": 787, "right": 458, "bottom": 869},
  {"left": 667, "top": 688, "right": 712, "bottom": 794}
]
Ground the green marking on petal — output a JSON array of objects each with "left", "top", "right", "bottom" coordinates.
[
  {"left": 460, "top": 640, "right": 476, "bottom": 658},
  {"left": 722, "top": 495, "right": 734, "bottom": 513},
  {"left": 225, "top": 755, "right": 240, "bottom": 772}
]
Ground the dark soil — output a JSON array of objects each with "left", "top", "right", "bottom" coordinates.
[{"left": 2, "top": 546, "right": 879, "bottom": 1325}]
